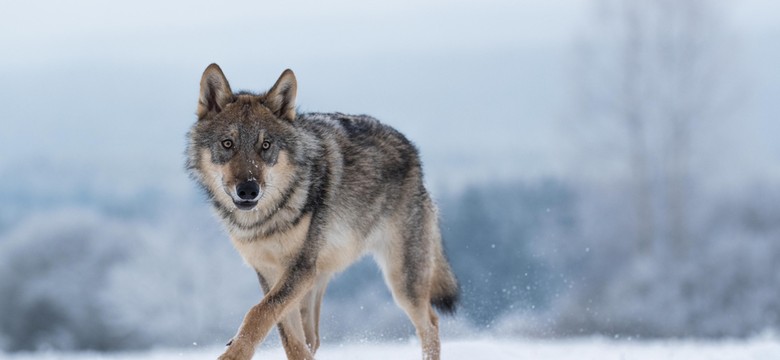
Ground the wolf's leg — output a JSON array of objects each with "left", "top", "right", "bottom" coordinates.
[
  {"left": 218, "top": 261, "right": 316, "bottom": 360},
  {"left": 254, "top": 271, "right": 313, "bottom": 360},
  {"left": 374, "top": 214, "right": 441, "bottom": 360},
  {"left": 299, "top": 277, "right": 328, "bottom": 354},
  {"left": 379, "top": 253, "right": 441, "bottom": 360},
  {"left": 278, "top": 310, "right": 313, "bottom": 360}
]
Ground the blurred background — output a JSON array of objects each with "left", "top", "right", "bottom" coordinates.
[{"left": 1, "top": 0, "right": 780, "bottom": 353}]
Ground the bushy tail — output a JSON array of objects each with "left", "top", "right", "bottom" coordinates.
[{"left": 430, "top": 244, "right": 459, "bottom": 315}]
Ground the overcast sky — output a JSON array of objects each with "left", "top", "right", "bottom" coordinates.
[{"left": 1, "top": 0, "right": 779, "bottom": 192}]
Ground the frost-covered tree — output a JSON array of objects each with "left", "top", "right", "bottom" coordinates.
[
  {"left": 0, "top": 204, "right": 258, "bottom": 351},
  {"left": 546, "top": 0, "right": 757, "bottom": 337},
  {"left": 572, "top": 0, "right": 738, "bottom": 256},
  {"left": 0, "top": 209, "right": 135, "bottom": 351}
]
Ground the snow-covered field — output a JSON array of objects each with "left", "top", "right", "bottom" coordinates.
[{"left": 3, "top": 336, "right": 779, "bottom": 360}]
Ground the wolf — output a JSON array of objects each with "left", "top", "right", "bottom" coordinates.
[{"left": 186, "top": 64, "right": 459, "bottom": 360}]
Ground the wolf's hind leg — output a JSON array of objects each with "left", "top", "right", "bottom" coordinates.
[
  {"left": 374, "top": 216, "right": 441, "bottom": 360},
  {"left": 380, "top": 255, "right": 441, "bottom": 360},
  {"left": 299, "top": 277, "right": 328, "bottom": 354}
]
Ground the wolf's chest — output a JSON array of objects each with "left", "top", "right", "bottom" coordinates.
[
  {"left": 229, "top": 214, "right": 369, "bottom": 276},
  {"left": 230, "top": 214, "right": 312, "bottom": 274}
]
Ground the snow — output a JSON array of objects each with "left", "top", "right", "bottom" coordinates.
[{"left": 3, "top": 336, "right": 779, "bottom": 360}]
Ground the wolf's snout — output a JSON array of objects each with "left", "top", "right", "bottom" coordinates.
[{"left": 236, "top": 181, "right": 260, "bottom": 200}]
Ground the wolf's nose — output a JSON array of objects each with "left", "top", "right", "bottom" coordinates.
[{"left": 236, "top": 181, "right": 260, "bottom": 200}]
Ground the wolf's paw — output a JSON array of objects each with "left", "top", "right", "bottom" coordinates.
[
  {"left": 217, "top": 352, "right": 248, "bottom": 360},
  {"left": 217, "top": 343, "right": 253, "bottom": 360},
  {"left": 217, "top": 355, "right": 243, "bottom": 360}
]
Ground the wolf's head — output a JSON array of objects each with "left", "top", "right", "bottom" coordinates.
[{"left": 187, "top": 64, "right": 300, "bottom": 212}]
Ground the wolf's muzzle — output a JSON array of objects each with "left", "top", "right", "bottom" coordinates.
[{"left": 234, "top": 180, "right": 260, "bottom": 210}]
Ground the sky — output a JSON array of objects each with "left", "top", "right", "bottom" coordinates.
[
  {"left": 0, "top": 1, "right": 584, "bottom": 64},
  {"left": 1, "top": 0, "right": 779, "bottom": 193}
]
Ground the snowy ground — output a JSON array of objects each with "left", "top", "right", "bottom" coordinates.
[{"left": 3, "top": 336, "right": 780, "bottom": 360}]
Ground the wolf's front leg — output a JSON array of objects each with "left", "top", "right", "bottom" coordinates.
[{"left": 218, "top": 259, "right": 317, "bottom": 360}]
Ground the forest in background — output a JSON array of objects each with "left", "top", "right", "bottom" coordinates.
[{"left": 1, "top": 171, "right": 779, "bottom": 351}]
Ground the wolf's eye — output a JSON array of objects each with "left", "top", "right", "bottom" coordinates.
[
  {"left": 222, "top": 139, "right": 233, "bottom": 149},
  {"left": 261, "top": 140, "right": 271, "bottom": 150}
]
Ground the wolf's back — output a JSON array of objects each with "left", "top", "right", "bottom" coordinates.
[{"left": 299, "top": 112, "right": 459, "bottom": 314}]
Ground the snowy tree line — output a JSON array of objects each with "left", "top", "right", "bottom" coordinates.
[{"left": 1, "top": 172, "right": 780, "bottom": 351}]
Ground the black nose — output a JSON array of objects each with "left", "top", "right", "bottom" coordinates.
[{"left": 236, "top": 181, "right": 260, "bottom": 200}]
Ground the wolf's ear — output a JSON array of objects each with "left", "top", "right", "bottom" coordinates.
[
  {"left": 197, "top": 63, "right": 234, "bottom": 119},
  {"left": 265, "top": 69, "right": 297, "bottom": 121}
]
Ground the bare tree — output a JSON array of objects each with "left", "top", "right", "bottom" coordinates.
[{"left": 573, "top": 0, "right": 737, "bottom": 258}]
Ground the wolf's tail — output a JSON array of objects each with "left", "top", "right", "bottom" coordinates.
[{"left": 429, "top": 241, "right": 459, "bottom": 315}]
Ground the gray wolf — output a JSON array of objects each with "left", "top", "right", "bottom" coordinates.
[{"left": 186, "top": 64, "right": 459, "bottom": 360}]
